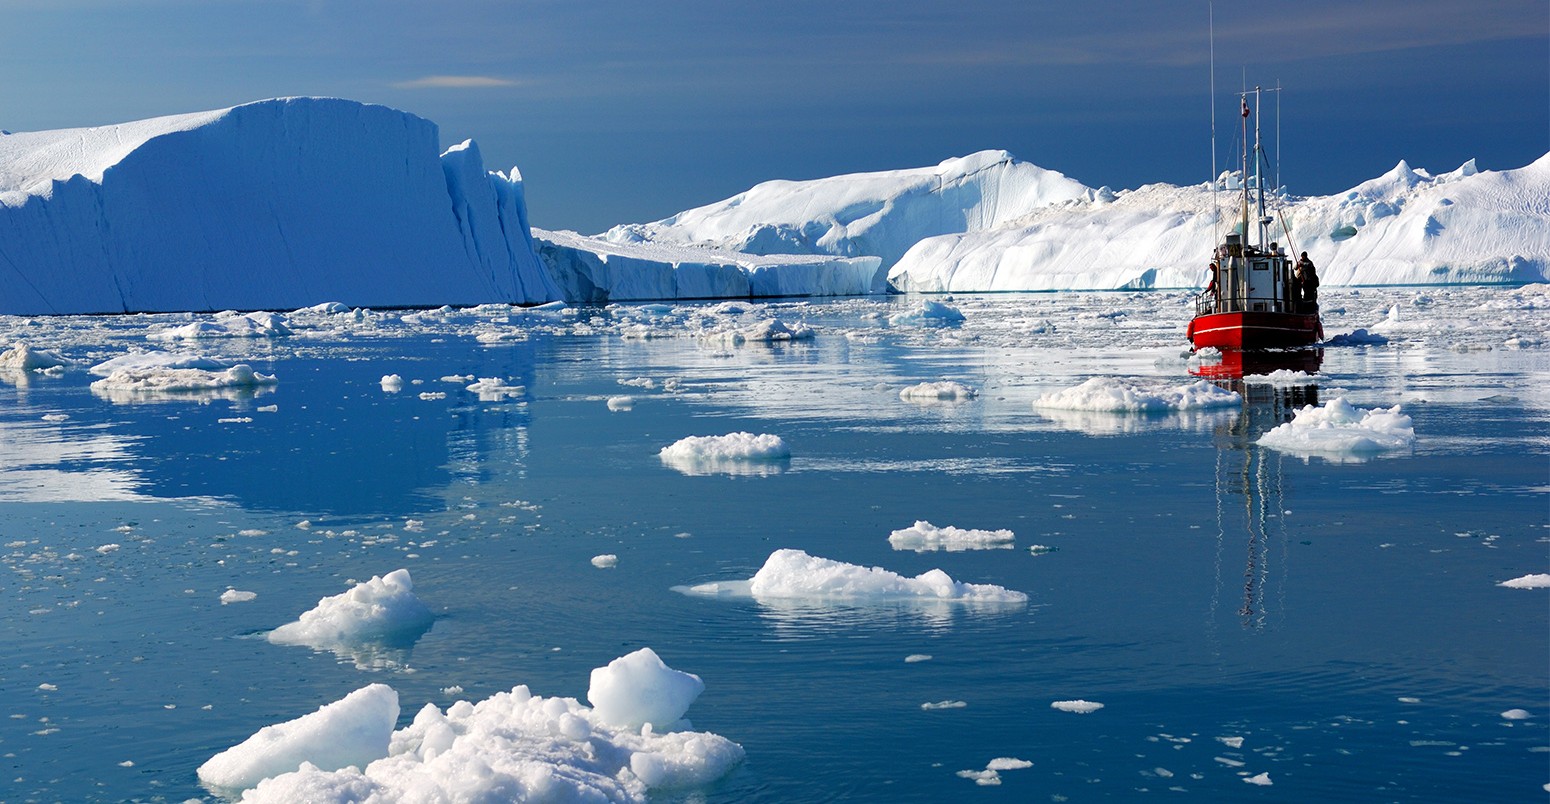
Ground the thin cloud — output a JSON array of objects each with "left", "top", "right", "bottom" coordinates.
[{"left": 392, "top": 75, "right": 523, "bottom": 89}]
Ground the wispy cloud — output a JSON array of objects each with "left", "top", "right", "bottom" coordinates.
[{"left": 391, "top": 75, "right": 523, "bottom": 89}]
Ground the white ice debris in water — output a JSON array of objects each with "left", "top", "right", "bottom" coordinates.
[
  {"left": 1501, "top": 708, "right": 1532, "bottom": 720},
  {"left": 1217, "top": 736, "right": 1245, "bottom": 749},
  {"left": 1242, "top": 369, "right": 1318, "bottom": 385},
  {"left": 904, "top": 654, "right": 933, "bottom": 663},
  {"left": 89, "top": 364, "right": 276, "bottom": 393},
  {"left": 591, "top": 554, "right": 619, "bottom": 569},
  {"left": 1051, "top": 700, "right": 1104, "bottom": 714},
  {"left": 1499, "top": 574, "right": 1550, "bottom": 589},
  {"left": 1257, "top": 397, "right": 1415, "bottom": 456},
  {"left": 659, "top": 432, "right": 790, "bottom": 475},
  {"left": 898, "top": 381, "right": 978, "bottom": 402},
  {"left": 607, "top": 395, "right": 635, "bottom": 411},
  {"left": 147, "top": 311, "right": 293, "bottom": 340},
  {"left": 587, "top": 647, "right": 704, "bottom": 730},
  {"left": 956, "top": 757, "right": 1030, "bottom": 786},
  {"left": 379, "top": 374, "right": 404, "bottom": 392},
  {"left": 224, "top": 656, "right": 742, "bottom": 802},
  {"left": 88, "top": 351, "right": 230, "bottom": 376},
  {"left": 677, "top": 548, "right": 1027, "bottom": 604},
  {"left": 701, "top": 318, "right": 815, "bottom": 346},
  {"left": 889, "top": 300, "right": 965, "bottom": 326},
  {"left": 220, "top": 589, "right": 257, "bottom": 605},
  {"left": 197, "top": 683, "right": 399, "bottom": 795},
  {"left": 0, "top": 343, "right": 71, "bottom": 372},
  {"left": 267, "top": 569, "right": 434, "bottom": 649},
  {"left": 1243, "top": 772, "right": 1273, "bottom": 786},
  {"left": 921, "top": 700, "right": 968, "bottom": 710},
  {"left": 888, "top": 520, "right": 1015, "bottom": 552},
  {"left": 465, "top": 377, "right": 524, "bottom": 399},
  {"left": 1033, "top": 376, "right": 1240, "bottom": 412},
  {"left": 987, "top": 757, "right": 1033, "bottom": 771}
]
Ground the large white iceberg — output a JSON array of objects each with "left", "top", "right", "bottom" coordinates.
[
  {"left": 1256, "top": 397, "right": 1416, "bottom": 457},
  {"left": 603, "top": 150, "right": 1090, "bottom": 271},
  {"left": 0, "top": 97, "right": 560, "bottom": 314},
  {"left": 678, "top": 548, "right": 1028, "bottom": 604},
  {"left": 200, "top": 651, "right": 743, "bottom": 802},
  {"left": 268, "top": 569, "right": 435, "bottom": 654}
]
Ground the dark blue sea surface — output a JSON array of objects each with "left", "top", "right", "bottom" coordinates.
[{"left": 1, "top": 288, "right": 1545, "bottom": 801}]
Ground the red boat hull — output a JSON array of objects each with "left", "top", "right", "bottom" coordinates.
[{"left": 1187, "top": 311, "right": 1322, "bottom": 350}]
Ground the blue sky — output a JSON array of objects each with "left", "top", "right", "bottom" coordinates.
[{"left": 3, "top": 0, "right": 1546, "bottom": 232}]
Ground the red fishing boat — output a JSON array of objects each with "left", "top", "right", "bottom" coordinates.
[{"left": 1187, "top": 87, "right": 1323, "bottom": 351}]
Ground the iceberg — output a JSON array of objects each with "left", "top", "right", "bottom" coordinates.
[{"left": 0, "top": 98, "right": 560, "bottom": 315}]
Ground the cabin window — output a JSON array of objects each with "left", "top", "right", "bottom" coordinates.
[{"left": 1252, "top": 302, "right": 1267, "bottom": 312}]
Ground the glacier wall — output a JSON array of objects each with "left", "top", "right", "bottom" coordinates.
[{"left": 0, "top": 98, "right": 560, "bottom": 315}]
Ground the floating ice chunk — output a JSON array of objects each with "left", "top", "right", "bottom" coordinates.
[
  {"left": 922, "top": 700, "right": 967, "bottom": 710},
  {"left": 1242, "top": 369, "right": 1318, "bottom": 385},
  {"left": 89, "top": 364, "right": 276, "bottom": 394},
  {"left": 1051, "top": 700, "right": 1104, "bottom": 714},
  {"left": 607, "top": 395, "right": 635, "bottom": 411},
  {"left": 0, "top": 344, "right": 71, "bottom": 372},
  {"left": 740, "top": 548, "right": 1027, "bottom": 603},
  {"left": 196, "top": 683, "right": 399, "bottom": 795},
  {"left": 37, "top": 683, "right": 57, "bottom": 691},
  {"left": 88, "top": 351, "right": 231, "bottom": 376},
  {"left": 1499, "top": 574, "right": 1550, "bottom": 589},
  {"left": 379, "top": 374, "right": 404, "bottom": 392},
  {"left": 268, "top": 569, "right": 434, "bottom": 654},
  {"left": 888, "top": 520, "right": 1015, "bottom": 552},
  {"left": 701, "top": 318, "right": 815, "bottom": 346},
  {"left": 889, "top": 300, "right": 965, "bottom": 326},
  {"left": 1217, "top": 736, "right": 1245, "bottom": 748},
  {"left": 659, "top": 432, "right": 790, "bottom": 476},
  {"left": 1035, "top": 376, "right": 1240, "bottom": 412},
  {"left": 904, "top": 654, "right": 933, "bottom": 663},
  {"left": 1501, "top": 708, "right": 1532, "bottom": 720},
  {"left": 1243, "top": 772, "right": 1272, "bottom": 786},
  {"left": 587, "top": 647, "right": 705, "bottom": 730},
  {"left": 148, "top": 311, "right": 292, "bottom": 340},
  {"left": 221, "top": 589, "right": 257, "bottom": 605},
  {"left": 592, "top": 554, "right": 619, "bottom": 569},
  {"left": 899, "top": 381, "right": 978, "bottom": 402},
  {"left": 957, "top": 769, "right": 1001, "bottom": 785},
  {"left": 987, "top": 757, "right": 1033, "bottom": 771},
  {"left": 465, "top": 377, "right": 524, "bottom": 399},
  {"left": 1257, "top": 397, "right": 1415, "bottom": 456},
  {"left": 1325, "top": 328, "right": 1389, "bottom": 346}
]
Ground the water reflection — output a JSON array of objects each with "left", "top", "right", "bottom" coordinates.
[
  {"left": 1200, "top": 356, "right": 1321, "bottom": 631},
  {"left": 659, "top": 454, "right": 790, "bottom": 477},
  {"left": 1035, "top": 406, "right": 1239, "bottom": 436}
]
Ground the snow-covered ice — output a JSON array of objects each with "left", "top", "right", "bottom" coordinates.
[
  {"left": 202, "top": 651, "right": 742, "bottom": 802},
  {"left": 88, "top": 364, "right": 276, "bottom": 396},
  {"left": 1257, "top": 397, "right": 1415, "bottom": 457},
  {"left": 1051, "top": 700, "right": 1104, "bottom": 714},
  {"left": 220, "top": 589, "right": 257, "bottom": 605},
  {"left": 887, "top": 520, "right": 1015, "bottom": 552},
  {"left": 677, "top": 548, "right": 1028, "bottom": 604},
  {"left": 1498, "top": 574, "right": 1550, "bottom": 589},
  {"left": 898, "top": 381, "right": 978, "bottom": 402},
  {"left": 1034, "top": 376, "right": 1241, "bottom": 412},
  {"left": 591, "top": 554, "right": 619, "bottom": 569},
  {"left": 267, "top": 570, "right": 434, "bottom": 664},
  {"left": 659, "top": 432, "right": 791, "bottom": 475}
]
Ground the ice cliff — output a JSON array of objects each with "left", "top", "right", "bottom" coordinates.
[{"left": 0, "top": 98, "right": 560, "bottom": 315}]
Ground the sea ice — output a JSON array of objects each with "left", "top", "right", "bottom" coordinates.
[
  {"left": 888, "top": 300, "right": 965, "bottom": 326},
  {"left": 1051, "top": 700, "right": 1104, "bottom": 714},
  {"left": 922, "top": 700, "right": 968, "bottom": 710},
  {"left": 1256, "top": 397, "right": 1416, "bottom": 456},
  {"left": 700, "top": 318, "right": 815, "bottom": 346},
  {"left": 1498, "top": 574, "right": 1550, "bottom": 589},
  {"left": 607, "top": 395, "right": 635, "bottom": 411},
  {"left": 197, "top": 683, "right": 399, "bottom": 795},
  {"left": 1034, "top": 377, "right": 1241, "bottom": 412},
  {"left": 887, "top": 520, "right": 1015, "bottom": 552},
  {"left": 220, "top": 589, "right": 257, "bottom": 605},
  {"left": 88, "top": 364, "right": 277, "bottom": 395},
  {"left": 587, "top": 647, "right": 704, "bottom": 730},
  {"left": 591, "top": 554, "right": 619, "bottom": 568},
  {"left": 0, "top": 344, "right": 71, "bottom": 373},
  {"left": 1243, "top": 772, "right": 1273, "bottom": 785},
  {"left": 728, "top": 548, "right": 1027, "bottom": 603},
  {"left": 898, "top": 381, "right": 978, "bottom": 402},
  {"left": 1501, "top": 709, "right": 1532, "bottom": 720},
  {"left": 659, "top": 432, "right": 791, "bottom": 475},
  {"left": 147, "top": 311, "right": 293, "bottom": 340},
  {"left": 379, "top": 374, "right": 404, "bottom": 392},
  {"left": 267, "top": 569, "right": 434, "bottom": 654}
]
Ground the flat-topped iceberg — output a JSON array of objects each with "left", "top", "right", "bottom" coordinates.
[
  {"left": 0, "top": 98, "right": 560, "bottom": 314},
  {"left": 1034, "top": 377, "right": 1242, "bottom": 412},
  {"left": 888, "top": 520, "right": 1014, "bottom": 552},
  {"left": 199, "top": 651, "right": 742, "bottom": 802},
  {"left": 659, "top": 432, "right": 791, "bottom": 476}
]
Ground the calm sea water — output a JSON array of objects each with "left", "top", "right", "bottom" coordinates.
[{"left": 1, "top": 288, "right": 1546, "bottom": 802}]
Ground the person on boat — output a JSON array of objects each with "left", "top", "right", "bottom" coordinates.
[
  {"left": 1205, "top": 262, "right": 1219, "bottom": 296},
  {"left": 1295, "top": 252, "right": 1319, "bottom": 311}
]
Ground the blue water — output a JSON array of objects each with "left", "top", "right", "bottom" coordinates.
[{"left": 1, "top": 289, "right": 1546, "bottom": 801}]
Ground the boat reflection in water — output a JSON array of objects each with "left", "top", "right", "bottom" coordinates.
[{"left": 1192, "top": 349, "right": 1321, "bottom": 630}]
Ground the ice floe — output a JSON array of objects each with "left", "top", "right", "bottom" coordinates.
[
  {"left": 659, "top": 432, "right": 791, "bottom": 476},
  {"left": 88, "top": 364, "right": 276, "bottom": 401},
  {"left": 676, "top": 548, "right": 1027, "bottom": 604},
  {"left": 267, "top": 569, "right": 434, "bottom": 669},
  {"left": 1034, "top": 377, "right": 1241, "bottom": 412},
  {"left": 201, "top": 651, "right": 741, "bottom": 802},
  {"left": 898, "top": 381, "right": 978, "bottom": 402},
  {"left": 1051, "top": 700, "right": 1104, "bottom": 714},
  {"left": 1256, "top": 397, "right": 1415, "bottom": 457},
  {"left": 1498, "top": 574, "right": 1550, "bottom": 589},
  {"left": 887, "top": 520, "right": 1015, "bottom": 552}
]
